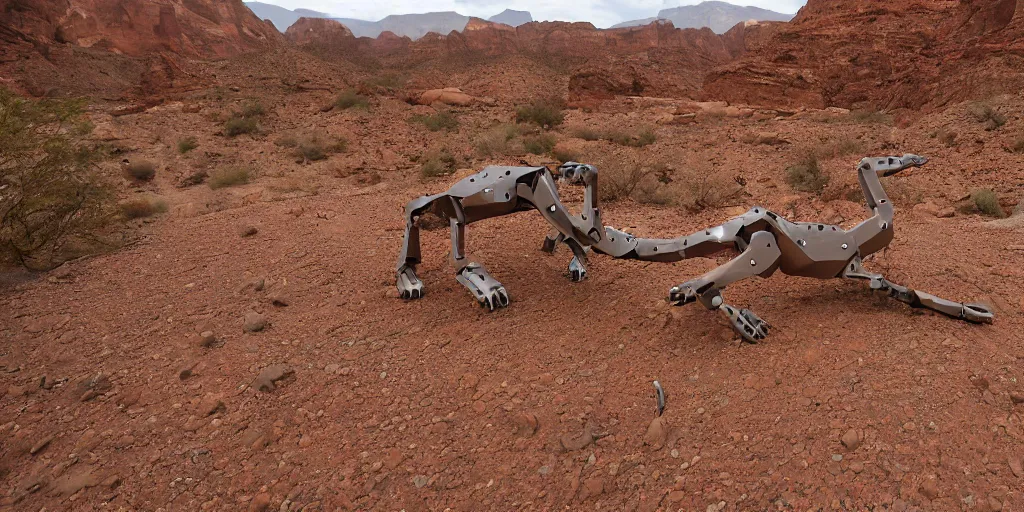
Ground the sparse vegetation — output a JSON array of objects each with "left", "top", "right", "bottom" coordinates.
[
  {"left": 822, "top": 137, "right": 864, "bottom": 158},
  {"left": 634, "top": 128, "right": 657, "bottom": 147},
  {"left": 515, "top": 98, "right": 564, "bottom": 128},
  {"left": 971, "top": 188, "right": 1005, "bottom": 217},
  {"left": 363, "top": 72, "right": 406, "bottom": 91},
  {"left": 552, "top": 145, "right": 581, "bottom": 163},
  {"left": 179, "top": 170, "right": 208, "bottom": 188},
  {"left": 0, "top": 87, "right": 114, "bottom": 269},
  {"left": 410, "top": 111, "right": 459, "bottom": 132},
  {"left": 224, "top": 116, "right": 259, "bottom": 137},
  {"left": 119, "top": 197, "right": 168, "bottom": 219},
  {"left": 420, "top": 149, "right": 457, "bottom": 179},
  {"left": 786, "top": 152, "right": 830, "bottom": 193},
  {"left": 523, "top": 133, "right": 557, "bottom": 155},
  {"left": 177, "top": 136, "right": 198, "bottom": 154},
  {"left": 239, "top": 101, "right": 265, "bottom": 119},
  {"left": 125, "top": 160, "right": 156, "bottom": 182},
  {"left": 475, "top": 124, "right": 520, "bottom": 157},
  {"left": 673, "top": 169, "right": 743, "bottom": 212},
  {"left": 278, "top": 134, "right": 348, "bottom": 163},
  {"left": 849, "top": 110, "right": 893, "bottom": 125},
  {"left": 969, "top": 102, "right": 1007, "bottom": 131},
  {"left": 208, "top": 166, "right": 252, "bottom": 189},
  {"left": 1010, "top": 137, "right": 1024, "bottom": 154},
  {"left": 572, "top": 127, "right": 601, "bottom": 141},
  {"left": 600, "top": 164, "right": 651, "bottom": 202},
  {"left": 937, "top": 130, "right": 958, "bottom": 147},
  {"left": 335, "top": 89, "right": 370, "bottom": 110}
]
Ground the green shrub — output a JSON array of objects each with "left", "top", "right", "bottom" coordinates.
[
  {"left": 420, "top": 150, "right": 457, "bottom": 179},
  {"left": 0, "top": 87, "right": 114, "bottom": 269},
  {"left": 224, "top": 116, "right": 258, "bottom": 137},
  {"left": 786, "top": 152, "right": 829, "bottom": 193},
  {"left": 335, "top": 89, "right": 369, "bottom": 110},
  {"left": 515, "top": 99, "right": 564, "bottom": 128},
  {"left": 971, "top": 189, "right": 1005, "bottom": 217},
  {"left": 208, "top": 166, "right": 252, "bottom": 189},
  {"left": 120, "top": 197, "right": 168, "bottom": 219},
  {"left": 523, "top": 133, "right": 557, "bottom": 155},
  {"left": 475, "top": 124, "right": 520, "bottom": 157},
  {"left": 125, "top": 160, "right": 156, "bottom": 181},
  {"left": 969, "top": 102, "right": 1006, "bottom": 131},
  {"left": 410, "top": 112, "right": 459, "bottom": 132},
  {"left": 177, "top": 136, "right": 198, "bottom": 154}
]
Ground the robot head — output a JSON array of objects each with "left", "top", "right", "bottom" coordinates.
[
  {"left": 901, "top": 154, "right": 928, "bottom": 168},
  {"left": 557, "top": 162, "right": 597, "bottom": 185}
]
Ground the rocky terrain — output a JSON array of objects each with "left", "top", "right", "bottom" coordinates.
[
  {"left": 613, "top": 0, "right": 794, "bottom": 33},
  {"left": 2, "top": 0, "right": 1024, "bottom": 511}
]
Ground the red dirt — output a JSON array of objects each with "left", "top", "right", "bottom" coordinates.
[{"left": 2, "top": 1, "right": 1024, "bottom": 511}]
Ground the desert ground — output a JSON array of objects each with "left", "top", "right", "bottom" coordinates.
[{"left": 3, "top": 10, "right": 1024, "bottom": 511}]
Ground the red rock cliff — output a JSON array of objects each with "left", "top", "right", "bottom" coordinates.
[{"left": 0, "top": 0, "right": 282, "bottom": 59}]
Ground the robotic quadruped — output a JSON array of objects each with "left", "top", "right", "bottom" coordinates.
[{"left": 395, "top": 156, "right": 994, "bottom": 342}]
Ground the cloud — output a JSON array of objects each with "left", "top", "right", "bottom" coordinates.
[{"left": 255, "top": 0, "right": 807, "bottom": 27}]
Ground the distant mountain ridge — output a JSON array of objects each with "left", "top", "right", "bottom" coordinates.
[
  {"left": 488, "top": 9, "right": 533, "bottom": 27},
  {"left": 613, "top": 1, "right": 794, "bottom": 33}
]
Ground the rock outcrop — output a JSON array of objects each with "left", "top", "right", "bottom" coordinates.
[
  {"left": 1, "top": 0, "right": 282, "bottom": 58},
  {"left": 702, "top": 0, "right": 1024, "bottom": 110},
  {"left": 285, "top": 17, "right": 354, "bottom": 46}
]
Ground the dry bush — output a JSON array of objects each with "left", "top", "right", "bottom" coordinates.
[
  {"left": 601, "top": 164, "right": 651, "bottom": 202},
  {"left": 1010, "top": 138, "right": 1024, "bottom": 154},
  {"left": 0, "top": 88, "right": 115, "bottom": 269},
  {"left": 971, "top": 189, "right": 1005, "bottom": 217},
  {"left": 552, "top": 145, "right": 581, "bottom": 163},
  {"left": 849, "top": 110, "right": 893, "bottom": 125},
  {"left": 239, "top": 102, "right": 265, "bottom": 118},
  {"left": 208, "top": 166, "right": 252, "bottom": 189},
  {"left": 277, "top": 134, "right": 347, "bottom": 163},
  {"left": 821, "top": 137, "right": 864, "bottom": 158},
  {"left": 224, "top": 116, "right": 258, "bottom": 137},
  {"left": 410, "top": 111, "right": 459, "bottom": 132},
  {"left": 125, "top": 160, "right": 156, "bottom": 182},
  {"left": 475, "top": 124, "right": 520, "bottom": 157},
  {"left": 335, "top": 89, "right": 370, "bottom": 110},
  {"left": 515, "top": 98, "right": 564, "bottom": 128},
  {"left": 179, "top": 170, "right": 208, "bottom": 188},
  {"left": 362, "top": 72, "right": 405, "bottom": 91},
  {"left": 523, "top": 133, "right": 557, "bottom": 155},
  {"left": 937, "top": 130, "right": 958, "bottom": 147},
  {"left": 572, "top": 127, "right": 601, "bottom": 141},
  {"left": 177, "top": 136, "right": 198, "bottom": 154},
  {"left": 786, "top": 151, "right": 830, "bottom": 193},
  {"left": 882, "top": 180, "right": 924, "bottom": 207},
  {"left": 420, "top": 150, "right": 457, "bottom": 179},
  {"left": 120, "top": 197, "right": 168, "bottom": 219},
  {"left": 634, "top": 128, "right": 657, "bottom": 147},
  {"left": 969, "top": 102, "right": 1007, "bottom": 131}
]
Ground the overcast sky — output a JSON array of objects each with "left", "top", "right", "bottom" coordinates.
[{"left": 252, "top": 0, "right": 807, "bottom": 28}]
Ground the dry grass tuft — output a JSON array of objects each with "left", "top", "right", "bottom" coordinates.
[
  {"left": 515, "top": 98, "right": 564, "bottom": 128},
  {"left": 969, "top": 102, "right": 1007, "bottom": 131},
  {"left": 786, "top": 151, "right": 830, "bottom": 193},
  {"left": 475, "top": 124, "right": 521, "bottom": 157},
  {"left": 208, "top": 166, "right": 252, "bottom": 189},
  {"left": 120, "top": 197, "right": 168, "bottom": 219},
  {"left": 177, "top": 136, "right": 198, "bottom": 154},
  {"left": 971, "top": 189, "right": 1005, "bottom": 217},
  {"left": 335, "top": 89, "right": 370, "bottom": 110},
  {"left": 420, "top": 150, "right": 458, "bottom": 179},
  {"left": 410, "top": 111, "right": 459, "bottom": 132},
  {"left": 125, "top": 160, "right": 156, "bottom": 182}
]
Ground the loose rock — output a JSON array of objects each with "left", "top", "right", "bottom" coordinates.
[
  {"left": 243, "top": 311, "right": 267, "bottom": 333},
  {"left": 255, "top": 364, "right": 294, "bottom": 392},
  {"left": 841, "top": 429, "right": 863, "bottom": 451},
  {"left": 644, "top": 416, "right": 668, "bottom": 450}
]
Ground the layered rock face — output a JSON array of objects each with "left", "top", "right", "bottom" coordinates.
[
  {"left": 0, "top": 0, "right": 281, "bottom": 58},
  {"left": 285, "top": 17, "right": 354, "bottom": 46},
  {"left": 702, "top": 0, "right": 1024, "bottom": 110}
]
